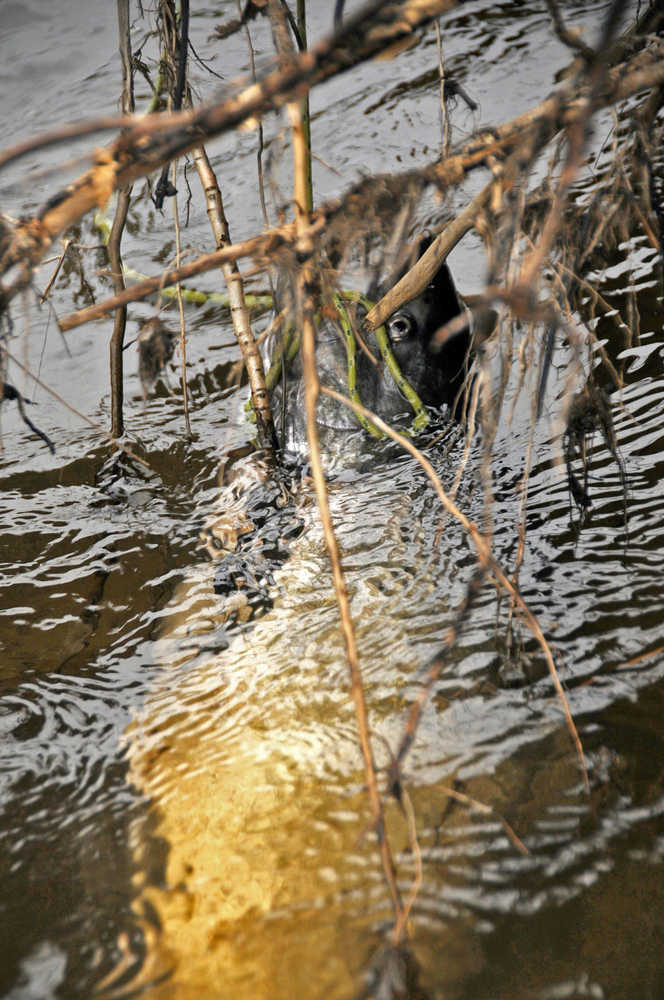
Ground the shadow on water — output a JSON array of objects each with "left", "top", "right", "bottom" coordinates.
[{"left": 1, "top": 1, "right": 664, "bottom": 999}]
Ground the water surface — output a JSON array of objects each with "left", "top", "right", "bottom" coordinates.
[{"left": 1, "top": 2, "right": 663, "bottom": 998}]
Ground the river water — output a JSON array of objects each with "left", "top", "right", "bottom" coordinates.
[{"left": 1, "top": 2, "right": 664, "bottom": 998}]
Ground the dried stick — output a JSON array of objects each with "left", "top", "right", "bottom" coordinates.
[
  {"left": 520, "top": 1, "right": 627, "bottom": 293},
  {"left": 1, "top": 0, "right": 460, "bottom": 277},
  {"left": 191, "top": 143, "right": 276, "bottom": 451},
  {"left": 39, "top": 239, "right": 71, "bottom": 303},
  {"left": 544, "top": 0, "right": 595, "bottom": 61},
  {"left": 4, "top": 34, "right": 663, "bottom": 318},
  {"left": 0, "top": 17, "right": 661, "bottom": 192},
  {"left": 1, "top": 381, "right": 55, "bottom": 454},
  {"left": 57, "top": 225, "right": 308, "bottom": 331},
  {"left": 0, "top": 113, "right": 142, "bottom": 172},
  {"left": 153, "top": 0, "right": 189, "bottom": 209},
  {"left": 296, "top": 0, "right": 314, "bottom": 215},
  {"left": 153, "top": 0, "right": 192, "bottom": 436},
  {"left": 434, "top": 783, "right": 528, "bottom": 855},
  {"left": 505, "top": 372, "right": 537, "bottom": 641},
  {"left": 391, "top": 786, "right": 422, "bottom": 943},
  {"left": 239, "top": 1, "right": 271, "bottom": 230},
  {"left": 435, "top": 20, "right": 450, "bottom": 158},
  {"left": 446, "top": 361, "right": 481, "bottom": 507},
  {"left": 551, "top": 261, "right": 624, "bottom": 388},
  {"left": 430, "top": 39, "right": 664, "bottom": 194},
  {"left": 303, "top": 324, "right": 404, "bottom": 918},
  {"left": 109, "top": 190, "right": 131, "bottom": 438},
  {"left": 365, "top": 177, "right": 495, "bottom": 330}
]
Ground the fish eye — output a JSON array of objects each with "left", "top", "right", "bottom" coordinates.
[{"left": 387, "top": 313, "right": 414, "bottom": 341}]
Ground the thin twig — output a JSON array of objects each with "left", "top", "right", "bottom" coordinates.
[
  {"left": 39, "top": 239, "right": 71, "bottom": 303},
  {"left": 435, "top": 20, "right": 450, "bottom": 158},
  {"left": 56, "top": 225, "right": 310, "bottom": 331},
  {"left": 551, "top": 261, "right": 624, "bottom": 389},
  {"left": 391, "top": 786, "right": 422, "bottom": 944},
  {"left": 4, "top": 8, "right": 663, "bottom": 304},
  {"left": 153, "top": 0, "right": 189, "bottom": 209},
  {"left": 544, "top": 0, "right": 595, "bottom": 61},
  {"left": 239, "top": 0, "right": 271, "bottom": 230},
  {"left": 108, "top": 188, "right": 131, "bottom": 439},
  {"left": 171, "top": 161, "right": 192, "bottom": 437},
  {"left": 107, "top": 0, "right": 135, "bottom": 440},
  {"left": 505, "top": 369, "right": 537, "bottom": 640},
  {"left": 4, "top": 349, "right": 151, "bottom": 469},
  {"left": 435, "top": 783, "right": 529, "bottom": 855}
]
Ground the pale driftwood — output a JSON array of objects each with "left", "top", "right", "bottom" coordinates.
[
  {"left": 365, "top": 177, "right": 495, "bottom": 330},
  {"left": 191, "top": 142, "right": 277, "bottom": 451}
]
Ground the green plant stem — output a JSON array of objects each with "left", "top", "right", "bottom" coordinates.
[
  {"left": 344, "top": 290, "right": 430, "bottom": 432},
  {"left": 93, "top": 210, "right": 272, "bottom": 310},
  {"left": 333, "top": 292, "right": 382, "bottom": 436}
]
